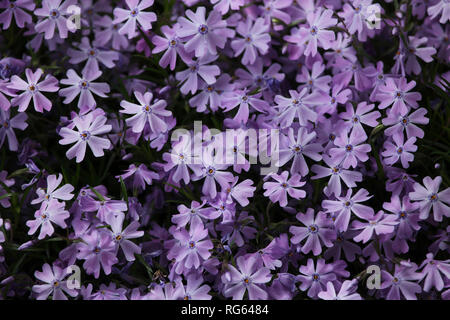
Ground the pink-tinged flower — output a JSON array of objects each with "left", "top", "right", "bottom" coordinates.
[
  {"left": 340, "top": 101, "right": 381, "bottom": 139},
  {"left": 193, "top": 151, "right": 234, "bottom": 199},
  {"left": 112, "top": 0, "right": 156, "bottom": 39},
  {"left": 120, "top": 91, "right": 171, "bottom": 134},
  {"left": 211, "top": 0, "right": 244, "bottom": 14},
  {"left": 58, "top": 111, "right": 112, "bottom": 163},
  {"left": 85, "top": 283, "right": 128, "bottom": 300},
  {"left": 0, "top": 109, "right": 27, "bottom": 151},
  {"left": 311, "top": 155, "right": 363, "bottom": 197},
  {"left": 0, "top": 79, "right": 16, "bottom": 111},
  {"left": 333, "top": 58, "right": 374, "bottom": 91},
  {"left": 381, "top": 133, "right": 417, "bottom": 169},
  {"left": 177, "top": 6, "right": 235, "bottom": 58},
  {"left": 116, "top": 164, "right": 159, "bottom": 191},
  {"left": 152, "top": 24, "right": 192, "bottom": 71},
  {"left": 330, "top": 128, "right": 371, "bottom": 169},
  {"left": 297, "top": 258, "right": 336, "bottom": 298},
  {"left": 352, "top": 210, "right": 399, "bottom": 243},
  {"left": 290, "top": 209, "right": 334, "bottom": 255},
  {"left": 26, "top": 199, "right": 70, "bottom": 240},
  {"left": 77, "top": 230, "right": 118, "bottom": 279},
  {"left": 295, "top": 8, "right": 337, "bottom": 57},
  {"left": 324, "top": 33, "right": 357, "bottom": 66},
  {"left": 168, "top": 219, "right": 214, "bottom": 274},
  {"left": 263, "top": 171, "right": 306, "bottom": 207},
  {"left": 171, "top": 200, "right": 218, "bottom": 228},
  {"left": 67, "top": 37, "right": 120, "bottom": 74},
  {"left": 318, "top": 280, "right": 362, "bottom": 300},
  {"left": 94, "top": 15, "right": 129, "bottom": 50},
  {"left": 0, "top": 170, "right": 14, "bottom": 208},
  {"left": 322, "top": 188, "right": 375, "bottom": 232},
  {"left": 376, "top": 77, "right": 421, "bottom": 116},
  {"left": 8, "top": 68, "right": 59, "bottom": 112},
  {"left": 222, "top": 88, "right": 269, "bottom": 124},
  {"left": 404, "top": 36, "right": 436, "bottom": 75},
  {"left": 380, "top": 263, "right": 422, "bottom": 300},
  {"left": 31, "top": 173, "right": 74, "bottom": 205},
  {"left": 175, "top": 53, "right": 220, "bottom": 95},
  {"left": 34, "top": 0, "right": 78, "bottom": 39},
  {"left": 147, "top": 282, "right": 183, "bottom": 300},
  {"left": 320, "top": 83, "right": 352, "bottom": 115},
  {"left": 231, "top": 18, "right": 271, "bottom": 65},
  {"left": 106, "top": 214, "right": 144, "bottom": 262},
  {"left": 0, "top": 0, "right": 35, "bottom": 29},
  {"left": 296, "top": 61, "right": 332, "bottom": 93},
  {"left": 261, "top": 0, "right": 292, "bottom": 25},
  {"left": 32, "top": 263, "right": 78, "bottom": 300},
  {"left": 222, "top": 254, "right": 271, "bottom": 300},
  {"left": 427, "top": 0, "right": 450, "bottom": 24},
  {"left": 419, "top": 253, "right": 450, "bottom": 292},
  {"left": 59, "top": 69, "right": 110, "bottom": 110},
  {"left": 278, "top": 127, "right": 323, "bottom": 176},
  {"left": 409, "top": 176, "right": 450, "bottom": 222},
  {"left": 81, "top": 196, "right": 127, "bottom": 222},
  {"left": 274, "top": 88, "right": 321, "bottom": 128},
  {"left": 383, "top": 107, "right": 429, "bottom": 139},
  {"left": 223, "top": 177, "right": 256, "bottom": 207}
]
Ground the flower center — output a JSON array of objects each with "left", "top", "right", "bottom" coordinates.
[
  {"left": 206, "top": 85, "right": 214, "bottom": 92},
  {"left": 207, "top": 167, "right": 215, "bottom": 176},
  {"left": 397, "top": 147, "right": 403, "bottom": 154},
  {"left": 80, "top": 130, "right": 91, "bottom": 141},
  {"left": 312, "top": 273, "right": 320, "bottom": 281},
  {"left": 189, "top": 241, "right": 195, "bottom": 249},
  {"left": 346, "top": 144, "right": 353, "bottom": 152},
  {"left": 332, "top": 166, "right": 340, "bottom": 174},
  {"left": 429, "top": 193, "right": 438, "bottom": 202},
  {"left": 245, "top": 36, "right": 252, "bottom": 43},
  {"left": 50, "top": 9, "right": 60, "bottom": 19},
  {"left": 169, "top": 39, "right": 178, "bottom": 47},
  {"left": 88, "top": 49, "right": 97, "bottom": 57},
  {"left": 28, "top": 84, "right": 36, "bottom": 92},
  {"left": 53, "top": 281, "right": 60, "bottom": 288},
  {"left": 395, "top": 91, "right": 403, "bottom": 98},
  {"left": 243, "top": 277, "right": 250, "bottom": 284},
  {"left": 331, "top": 97, "right": 336, "bottom": 103},
  {"left": 309, "top": 224, "right": 319, "bottom": 233},
  {"left": 130, "top": 8, "right": 139, "bottom": 17},
  {"left": 2, "top": 120, "right": 9, "bottom": 128},
  {"left": 399, "top": 211, "right": 406, "bottom": 219},
  {"left": 79, "top": 80, "right": 89, "bottom": 89},
  {"left": 198, "top": 24, "right": 208, "bottom": 35},
  {"left": 115, "top": 234, "right": 122, "bottom": 242},
  {"left": 143, "top": 105, "right": 152, "bottom": 114},
  {"left": 281, "top": 182, "right": 288, "bottom": 189},
  {"left": 310, "top": 26, "right": 318, "bottom": 35}
]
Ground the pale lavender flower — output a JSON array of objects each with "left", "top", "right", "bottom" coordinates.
[
  {"left": 222, "top": 88, "right": 269, "bottom": 124},
  {"left": 419, "top": 253, "right": 450, "bottom": 292},
  {"left": 381, "top": 133, "right": 417, "bottom": 169},
  {"left": 318, "top": 280, "right": 362, "bottom": 300},
  {"left": 31, "top": 173, "right": 74, "bottom": 205},
  {"left": 152, "top": 24, "right": 192, "bottom": 70},
  {"left": 180, "top": 275, "right": 212, "bottom": 300},
  {"left": 210, "top": 0, "right": 244, "bottom": 14},
  {"left": 58, "top": 111, "right": 112, "bottom": 163},
  {"left": 0, "top": 0, "right": 35, "bottom": 29},
  {"left": 382, "top": 107, "right": 429, "bottom": 139},
  {"left": 106, "top": 213, "right": 144, "bottom": 262},
  {"left": 263, "top": 171, "right": 306, "bottom": 208},
  {"left": 380, "top": 263, "right": 422, "bottom": 300},
  {"left": 8, "top": 68, "right": 59, "bottom": 112},
  {"left": 329, "top": 128, "right": 371, "bottom": 169},
  {"left": 112, "top": 0, "right": 156, "bottom": 39},
  {"left": 297, "top": 258, "right": 336, "bottom": 298},
  {"left": 32, "top": 263, "right": 78, "bottom": 300},
  {"left": 26, "top": 199, "right": 70, "bottom": 240},
  {"left": 376, "top": 77, "right": 421, "bottom": 116},
  {"left": 0, "top": 108, "right": 28, "bottom": 151},
  {"left": 34, "top": 0, "right": 78, "bottom": 39},
  {"left": 296, "top": 61, "right": 332, "bottom": 93},
  {"left": 116, "top": 164, "right": 159, "bottom": 191},
  {"left": 352, "top": 210, "right": 398, "bottom": 243},
  {"left": 171, "top": 200, "right": 218, "bottom": 228},
  {"left": 404, "top": 36, "right": 436, "bottom": 75},
  {"left": 339, "top": 101, "right": 381, "bottom": 139},
  {"left": 120, "top": 91, "right": 172, "bottom": 134},
  {"left": 427, "top": 0, "right": 450, "bottom": 23}
]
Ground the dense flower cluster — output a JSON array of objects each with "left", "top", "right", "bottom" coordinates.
[{"left": 0, "top": 0, "right": 449, "bottom": 300}]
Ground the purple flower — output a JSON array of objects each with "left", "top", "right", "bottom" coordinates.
[
  {"left": 8, "top": 68, "right": 59, "bottom": 112},
  {"left": 106, "top": 213, "right": 144, "bottom": 262},
  {"left": 295, "top": 8, "right": 337, "bottom": 57},
  {"left": 177, "top": 6, "right": 235, "bottom": 58},
  {"left": 322, "top": 188, "right": 375, "bottom": 232},
  {"left": 404, "top": 36, "right": 436, "bottom": 75},
  {"left": 329, "top": 128, "right": 371, "bottom": 169},
  {"left": 31, "top": 173, "right": 74, "bottom": 205},
  {"left": 419, "top": 253, "right": 450, "bottom": 292},
  {"left": 297, "top": 258, "right": 336, "bottom": 298},
  {"left": 311, "top": 155, "right": 363, "bottom": 197},
  {"left": 210, "top": 0, "right": 244, "bottom": 14},
  {"left": 189, "top": 73, "right": 234, "bottom": 112},
  {"left": 0, "top": 0, "right": 35, "bottom": 29},
  {"left": 222, "top": 88, "right": 269, "bottom": 124},
  {"left": 382, "top": 195, "right": 420, "bottom": 240},
  {"left": 380, "top": 264, "right": 422, "bottom": 300},
  {"left": 0, "top": 170, "right": 14, "bottom": 208},
  {"left": 120, "top": 91, "right": 172, "bottom": 134},
  {"left": 409, "top": 176, "right": 450, "bottom": 222},
  {"left": 26, "top": 199, "right": 70, "bottom": 240},
  {"left": 231, "top": 18, "right": 271, "bottom": 65},
  {"left": 67, "top": 37, "right": 120, "bottom": 75},
  {"left": 261, "top": 0, "right": 292, "bottom": 25},
  {"left": 77, "top": 230, "right": 118, "bottom": 278},
  {"left": 222, "top": 254, "right": 271, "bottom": 300},
  {"left": 94, "top": 15, "right": 129, "bottom": 50},
  {"left": 59, "top": 69, "right": 110, "bottom": 110},
  {"left": 278, "top": 127, "right": 323, "bottom": 176},
  {"left": 289, "top": 209, "right": 334, "bottom": 255},
  {"left": 152, "top": 24, "right": 192, "bottom": 71},
  {"left": 34, "top": 0, "right": 78, "bottom": 39},
  {"left": 0, "top": 108, "right": 28, "bottom": 151},
  {"left": 352, "top": 210, "right": 398, "bottom": 243},
  {"left": 167, "top": 219, "right": 213, "bottom": 274},
  {"left": 175, "top": 53, "right": 220, "bottom": 95},
  {"left": 381, "top": 133, "right": 417, "bottom": 169},
  {"left": 376, "top": 77, "right": 421, "bottom": 116},
  {"left": 263, "top": 171, "right": 306, "bottom": 207},
  {"left": 32, "top": 263, "right": 78, "bottom": 300},
  {"left": 180, "top": 275, "right": 212, "bottom": 300},
  {"left": 223, "top": 177, "right": 256, "bottom": 207},
  {"left": 427, "top": 0, "right": 450, "bottom": 24},
  {"left": 340, "top": 101, "right": 381, "bottom": 139},
  {"left": 112, "top": 0, "right": 157, "bottom": 39},
  {"left": 58, "top": 111, "right": 112, "bottom": 163},
  {"left": 318, "top": 280, "right": 362, "bottom": 300},
  {"left": 383, "top": 107, "right": 429, "bottom": 139},
  {"left": 171, "top": 200, "right": 218, "bottom": 228},
  {"left": 116, "top": 164, "right": 159, "bottom": 192},
  {"left": 296, "top": 61, "right": 332, "bottom": 93},
  {"left": 339, "top": 0, "right": 379, "bottom": 41}
]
